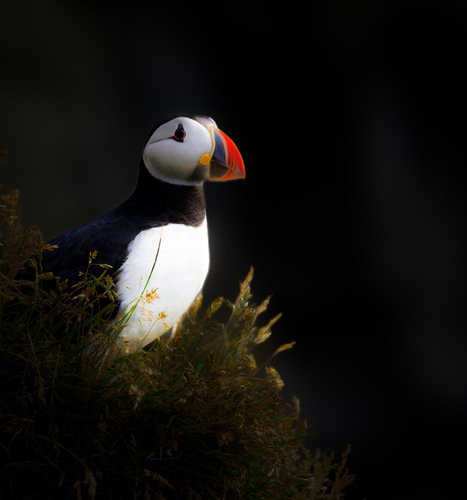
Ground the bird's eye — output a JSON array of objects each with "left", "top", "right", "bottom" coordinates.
[{"left": 172, "top": 123, "right": 186, "bottom": 142}]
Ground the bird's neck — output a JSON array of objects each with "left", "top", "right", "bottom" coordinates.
[{"left": 127, "top": 162, "right": 206, "bottom": 227}]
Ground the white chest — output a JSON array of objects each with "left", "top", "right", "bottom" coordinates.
[{"left": 113, "top": 220, "right": 209, "bottom": 350}]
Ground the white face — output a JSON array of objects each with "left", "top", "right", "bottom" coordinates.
[{"left": 142, "top": 116, "right": 217, "bottom": 185}]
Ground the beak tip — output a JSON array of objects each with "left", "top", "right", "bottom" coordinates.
[
  {"left": 210, "top": 127, "right": 246, "bottom": 182},
  {"left": 235, "top": 164, "right": 246, "bottom": 180}
]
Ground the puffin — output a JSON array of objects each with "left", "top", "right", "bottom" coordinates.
[{"left": 42, "top": 113, "right": 245, "bottom": 352}]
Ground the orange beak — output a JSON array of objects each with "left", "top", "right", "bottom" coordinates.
[{"left": 208, "top": 127, "right": 246, "bottom": 181}]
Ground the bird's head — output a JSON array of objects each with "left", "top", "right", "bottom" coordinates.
[{"left": 142, "top": 114, "right": 245, "bottom": 186}]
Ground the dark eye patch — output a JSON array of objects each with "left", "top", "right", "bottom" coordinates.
[{"left": 172, "top": 123, "right": 186, "bottom": 142}]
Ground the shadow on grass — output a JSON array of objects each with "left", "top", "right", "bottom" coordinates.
[{"left": 1, "top": 158, "right": 354, "bottom": 499}]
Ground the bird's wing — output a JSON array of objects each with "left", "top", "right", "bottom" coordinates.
[{"left": 42, "top": 214, "right": 143, "bottom": 285}]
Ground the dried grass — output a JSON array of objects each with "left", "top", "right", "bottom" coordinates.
[{"left": 0, "top": 158, "right": 354, "bottom": 499}]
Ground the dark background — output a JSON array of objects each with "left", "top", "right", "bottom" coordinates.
[{"left": 1, "top": 1, "right": 467, "bottom": 498}]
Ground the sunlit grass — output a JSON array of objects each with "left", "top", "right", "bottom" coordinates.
[{"left": 0, "top": 156, "right": 354, "bottom": 499}]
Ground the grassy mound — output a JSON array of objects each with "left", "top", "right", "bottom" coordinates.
[{"left": 0, "top": 161, "right": 354, "bottom": 499}]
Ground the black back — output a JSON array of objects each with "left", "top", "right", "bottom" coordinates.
[{"left": 42, "top": 159, "right": 206, "bottom": 284}]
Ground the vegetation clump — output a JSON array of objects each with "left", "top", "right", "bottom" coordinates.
[{"left": 0, "top": 158, "right": 354, "bottom": 499}]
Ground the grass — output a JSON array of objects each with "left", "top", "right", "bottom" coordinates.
[{"left": 0, "top": 155, "right": 354, "bottom": 499}]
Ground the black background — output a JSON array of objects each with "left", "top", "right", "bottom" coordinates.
[{"left": 2, "top": 1, "right": 467, "bottom": 498}]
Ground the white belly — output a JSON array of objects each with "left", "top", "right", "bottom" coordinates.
[{"left": 113, "top": 220, "right": 209, "bottom": 351}]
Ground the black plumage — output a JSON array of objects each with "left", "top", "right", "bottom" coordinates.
[{"left": 42, "top": 164, "right": 206, "bottom": 285}]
